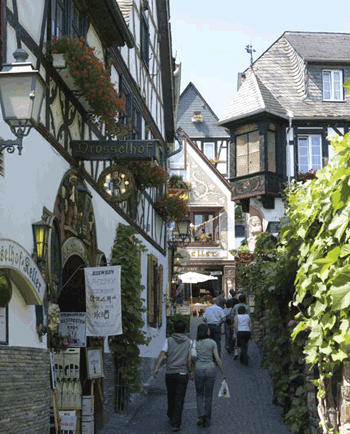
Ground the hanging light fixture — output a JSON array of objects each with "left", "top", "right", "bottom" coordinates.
[{"left": 0, "top": 48, "right": 46, "bottom": 155}]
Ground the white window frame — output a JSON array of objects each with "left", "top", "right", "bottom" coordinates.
[
  {"left": 298, "top": 135, "right": 322, "bottom": 174},
  {"left": 203, "top": 142, "right": 215, "bottom": 160},
  {"left": 322, "top": 69, "right": 343, "bottom": 101}
]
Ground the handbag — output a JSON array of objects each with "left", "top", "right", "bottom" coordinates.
[
  {"left": 218, "top": 380, "right": 230, "bottom": 398},
  {"left": 190, "top": 340, "right": 197, "bottom": 359}
]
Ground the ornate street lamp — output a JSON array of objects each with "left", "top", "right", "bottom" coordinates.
[
  {"left": 175, "top": 216, "right": 191, "bottom": 246},
  {"left": 32, "top": 219, "right": 50, "bottom": 263},
  {"left": 174, "top": 251, "right": 183, "bottom": 266},
  {"left": 0, "top": 48, "right": 46, "bottom": 155}
]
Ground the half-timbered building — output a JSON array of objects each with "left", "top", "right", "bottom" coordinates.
[
  {"left": 169, "top": 84, "right": 236, "bottom": 300},
  {"left": 0, "top": 0, "right": 175, "bottom": 432},
  {"left": 218, "top": 31, "right": 350, "bottom": 248}
]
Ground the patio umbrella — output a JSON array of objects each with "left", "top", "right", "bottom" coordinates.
[{"left": 179, "top": 272, "right": 217, "bottom": 303}]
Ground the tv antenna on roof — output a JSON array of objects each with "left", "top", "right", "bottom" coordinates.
[{"left": 245, "top": 44, "right": 256, "bottom": 66}]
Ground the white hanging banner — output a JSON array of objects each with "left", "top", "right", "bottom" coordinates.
[{"left": 84, "top": 265, "right": 122, "bottom": 336}]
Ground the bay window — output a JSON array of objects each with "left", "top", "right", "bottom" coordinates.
[{"left": 236, "top": 130, "right": 260, "bottom": 176}]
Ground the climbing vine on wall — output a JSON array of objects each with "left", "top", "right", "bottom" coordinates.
[
  {"left": 284, "top": 131, "right": 350, "bottom": 433},
  {"left": 108, "top": 223, "right": 151, "bottom": 399}
]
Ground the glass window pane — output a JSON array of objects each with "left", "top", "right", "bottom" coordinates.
[
  {"left": 267, "top": 131, "right": 276, "bottom": 172},
  {"left": 298, "top": 137, "right": 309, "bottom": 173},
  {"left": 323, "top": 72, "right": 331, "bottom": 100},
  {"left": 237, "top": 155, "right": 248, "bottom": 176},
  {"left": 236, "top": 135, "right": 248, "bottom": 156},
  {"left": 249, "top": 151, "right": 260, "bottom": 173},
  {"left": 204, "top": 142, "right": 215, "bottom": 160},
  {"left": 311, "top": 136, "right": 321, "bottom": 169},
  {"left": 333, "top": 71, "right": 342, "bottom": 100}
]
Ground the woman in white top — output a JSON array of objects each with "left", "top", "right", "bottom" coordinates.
[
  {"left": 188, "top": 323, "right": 225, "bottom": 428},
  {"left": 234, "top": 305, "right": 252, "bottom": 365}
]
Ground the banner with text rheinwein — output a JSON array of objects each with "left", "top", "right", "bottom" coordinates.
[{"left": 84, "top": 265, "right": 122, "bottom": 336}]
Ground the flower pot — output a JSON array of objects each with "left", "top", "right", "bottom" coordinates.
[{"left": 52, "top": 54, "right": 92, "bottom": 112}]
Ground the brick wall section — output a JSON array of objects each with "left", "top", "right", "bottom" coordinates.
[
  {"left": 103, "top": 353, "right": 116, "bottom": 415},
  {"left": 0, "top": 346, "right": 50, "bottom": 434}
]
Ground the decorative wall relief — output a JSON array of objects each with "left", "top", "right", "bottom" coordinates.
[{"left": 188, "top": 155, "right": 226, "bottom": 205}]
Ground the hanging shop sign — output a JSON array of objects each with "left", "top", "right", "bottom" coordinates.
[
  {"left": 97, "top": 165, "right": 135, "bottom": 203},
  {"left": 84, "top": 265, "right": 122, "bottom": 336},
  {"left": 71, "top": 140, "right": 160, "bottom": 161},
  {"left": 234, "top": 252, "right": 255, "bottom": 264},
  {"left": 59, "top": 312, "right": 87, "bottom": 348},
  {"left": 0, "top": 239, "right": 45, "bottom": 305}
]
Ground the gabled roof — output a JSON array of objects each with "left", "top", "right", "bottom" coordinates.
[
  {"left": 219, "top": 71, "right": 288, "bottom": 123},
  {"left": 284, "top": 31, "right": 350, "bottom": 62},
  {"left": 182, "top": 131, "right": 231, "bottom": 191},
  {"left": 219, "top": 31, "right": 350, "bottom": 126},
  {"left": 178, "top": 82, "right": 229, "bottom": 138}
]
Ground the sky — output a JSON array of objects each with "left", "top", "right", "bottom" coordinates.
[{"left": 170, "top": 0, "right": 350, "bottom": 119}]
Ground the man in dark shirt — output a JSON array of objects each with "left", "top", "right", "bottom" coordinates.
[{"left": 216, "top": 290, "right": 226, "bottom": 309}]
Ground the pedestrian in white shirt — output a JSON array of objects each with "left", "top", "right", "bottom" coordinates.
[{"left": 202, "top": 298, "right": 225, "bottom": 356}]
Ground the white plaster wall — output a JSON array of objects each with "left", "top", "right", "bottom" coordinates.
[
  {"left": 8, "top": 282, "right": 47, "bottom": 348},
  {"left": 139, "top": 243, "right": 168, "bottom": 358},
  {"left": 250, "top": 197, "right": 285, "bottom": 232},
  {"left": 91, "top": 193, "right": 168, "bottom": 356},
  {"left": 0, "top": 127, "right": 69, "bottom": 254},
  {"left": 17, "top": 0, "right": 44, "bottom": 45}
]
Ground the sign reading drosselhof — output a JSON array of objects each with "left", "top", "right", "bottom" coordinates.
[
  {"left": 0, "top": 239, "right": 45, "bottom": 303},
  {"left": 71, "top": 140, "right": 159, "bottom": 161}
]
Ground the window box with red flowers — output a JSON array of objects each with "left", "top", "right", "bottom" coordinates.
[
  {"left": 154, "top": 193, "right": 188, "bottom": 222},
  {"left": 167, "top": 175, "right": 191, "bottom": 200},
  {"left": 122, "top": 161, "right": 168, "bottom": 189},
  {"left": 47, "top": 36, "right": 130, "bottom": 138}
]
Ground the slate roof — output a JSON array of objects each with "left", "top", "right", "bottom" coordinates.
[
  {"left": 178, "top": 82, "right": 229, "bottom": 138},
  {"left": 219, "top": 31, "right": 350, "bottom": 126}
]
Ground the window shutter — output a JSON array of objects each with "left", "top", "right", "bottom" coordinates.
[
  {"left": 158, "top": 264, "right": 163, "bottom": 328},
  {"left": 147, "top": 255, "right": 154, "bottom": 326}
]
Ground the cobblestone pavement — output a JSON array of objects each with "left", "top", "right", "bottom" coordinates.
[{"left": 99, "top": 317, "right": 293, "bottom": 434}]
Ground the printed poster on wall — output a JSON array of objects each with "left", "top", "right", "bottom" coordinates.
[
  {"left": 59, "top": 312, "right": 87, "bottom": 347},
  {"left": 84, "top": 265, "right": 122, "bottom": 336}
]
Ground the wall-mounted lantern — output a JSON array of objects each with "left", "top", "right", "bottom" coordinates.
[
  {"left": 32, "top": 219, "right": 50, "bottom": 263},
  {"left": 0, "top": 49, "right": 46, "bottom": 155}
]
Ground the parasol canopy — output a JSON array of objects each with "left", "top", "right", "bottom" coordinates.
[{"left": 179, "top": 271, "right": 217, "bottom": 284}]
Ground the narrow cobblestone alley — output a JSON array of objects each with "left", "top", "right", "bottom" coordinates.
[{"left": 100, "top": 317, "right": 293, "bottom": 434}]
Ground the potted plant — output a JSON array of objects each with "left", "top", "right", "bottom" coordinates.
[
  {"left": 168, "top": 174, "right": 191, "bottom": 191},
  {"left": 49, "top": 331, "right": 77, "bottom": 353},
  {"left": 297, "top": 169, "right": 317, "bottom": 183},
  {"left": 154, "top": 193, "right": 188, "bottom": 221},
  {"left": 122, "top": 161, "right": 168, "bottom": 189},
  {"left": 46, "top": 36, "right": 130, "bottom": 138},
  {"left": 199, "top": 233, "right": 212, "bottom": 243}
]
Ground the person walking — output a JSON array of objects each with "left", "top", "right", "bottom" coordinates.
[
  {"left": 153, "top": 319, "right": 192, "bottom": 432},
  {"left": 231, "top": 293, "right": 251, "bottom": 319},
  {"left": 234, "top": 305, "right": 252, "bottom": 365},
  {"left": 189, "top": 323, "right": 226, "bottom": 428},
  {"left": 175, "top": 280, "right": 185, "bottom": 305},
  {"left": 223, "top": 298, "right": 234, "bottom": 353},
  {"left": 202, "top": 298, "right": 225, "bottom": 357},
  {"left": 216, "top": 290, "right": 226, "bottom": 309}
]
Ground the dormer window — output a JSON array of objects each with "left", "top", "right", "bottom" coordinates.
[{"left": 323, "top": 70, "right": 343, "bottom": 101}]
